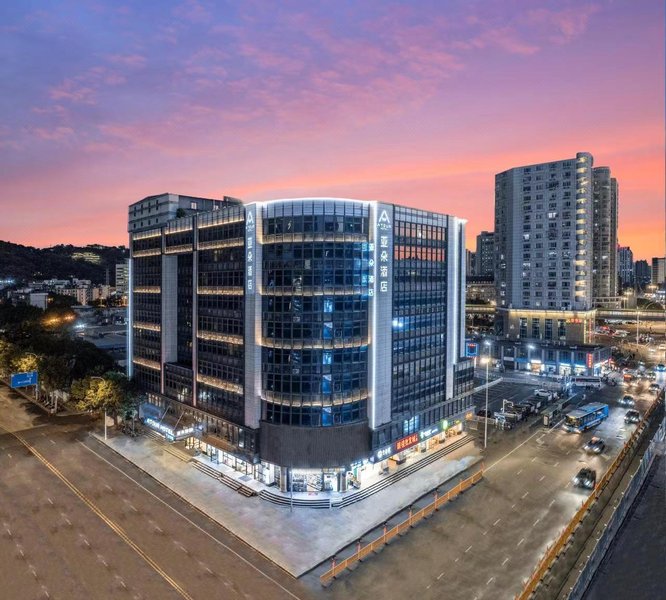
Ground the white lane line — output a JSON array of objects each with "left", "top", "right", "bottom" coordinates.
[
  {"left": 553, "top": 461, "right": 559, "bottom": 467},
  {"left": 437, "top": 572, "right": 444, "bottom": 580},
  {"left": 80, "top": 439, "right": 304, "bottom": 600},
  {"left": 511, "top": 503, "right": 516, "bottom": 509},
  {"left": 502, "top": 557, "right": 510, "bottom": 566},
  {"left": 549, "top": 499, "right": 556, "bottom": 507},
  {"left": 49, "top": 439, "right": 56, "bottom": 445},
  {"left": 487, "top": 421, "right": 563, "bottom": 472},
  {"left": 7, "top": 453, "right": 12, "bottom": 459},
  {"left": 426, "top": 584, "right": 431, "bottom": 590},
  {"left": 465, "top": 545, "right": 472, "bottom": 553},
  {"left": 482, "top": 530, "right": 488, "bottom": 536},
  {"left": 533, "top": 518, "right": 540, "bottom": 526},
  {"left": 521, "top": 491, "right": 529, "bottom": 499},
  {"left": 493, "top": 518, "right": 501, "bottom": 526},
  {"left": 531, "top": 456, "right": 537, "bottom": 462},
  {"left": 516, "top": 469, "right": 523, "bottom": 475},
  {"left": 487, "top": 577, "right": 495, "bottom": 585},
  {"left": 454, "top": 557, "right": 459, "bottom": 563},
  {"left": 517, "top": 538, "right": 525, "bottom": 547},
  {"left": 47, "top": 497, "right": 53, "bottom": 505},
  {"left": 539, "top": 475, "right": 546, "bottom": 482}
]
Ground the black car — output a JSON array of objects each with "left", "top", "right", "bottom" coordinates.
[
  {"left": 476, "top": 409, "right": 492, "bottom": 418},
  {"left": 583, "top": 437, "right": 605, "bottom": 454},
  {"left": 619, "top": 394, "right": 635, "bottom": 407},
  {"left": 573, "top": 467, "right": 596, "bottom": 489},
  {"left": 624, "top": 410, "right": 640, "bottom": 424}
]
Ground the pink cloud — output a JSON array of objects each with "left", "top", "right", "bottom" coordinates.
[{"left": 106, "top": 53, "right": 147, "bottom": 67}]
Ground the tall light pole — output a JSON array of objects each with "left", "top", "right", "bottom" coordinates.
[
  {"left": 90, "top": 376, "right": 107, "bottom": 440},
  {"left": 483, "top": 340, "right": 492, "bottom": 450},
  {"left": 637, "top": 300, "right": 661, "bottom": 346}
]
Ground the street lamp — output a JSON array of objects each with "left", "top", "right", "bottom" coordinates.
[
  {"left": 90, "top": 376, "right": 108, "bottom": 440},
  {"left": 482, "top": 340, "right": 493, "bottom": 450},
  {"left": 637, "top": 300, "right": 661, "bottom": 346}
]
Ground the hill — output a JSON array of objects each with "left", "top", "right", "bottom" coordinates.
[{"left": 0, "top": 241, "right": 128, "bottom": 284}]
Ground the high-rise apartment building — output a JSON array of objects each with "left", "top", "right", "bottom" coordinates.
[
  {"left": 652, "top": 257, "right": 666, "bottom": 289},
  {"left": 592, "top": 168, "right": 618, "bottom": 299},
  {"left": 128, "top": 194, "right": 472, "bottom": 491},
  {"left": 115, "top": 260, "right": 129, "bottom": 293},
  {"left": 617, "top": 246, "right": 634, "bottom": 287},
  {"left": 475, "top": 231, "right": 495, "bottom": 277},
  {"left": 634, "top": 259, "right": 651, "bottom": 287},
  {"left": 494, "top": 152, "right": 618, "bottom": 342},
  {"left": 466, "top": 249, "right": 476, "bottom": 276}
]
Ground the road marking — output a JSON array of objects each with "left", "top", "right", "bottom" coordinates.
[
  {"left": 533, "top": 518, "right": 540, "bottom": 526},
  {"left": 465, "top": 545, "right": 472, "bottom": 553},
  {"left": 531, "top": 456, "right": 537, "bottom": 462},
  {"left": 487, "top": 577, "right": 495, "bottom": 585},
  {"left": 553, "top": 462, "right": 559, "bottom": 467},
  {"left": 7, "top": 430, "right": 194, "bottom": 600},
  {"left": 49, "top": 439, "right": 56, "bottom": 445},
  {"left": 437, "top": 572, "right": 444, "bottom": 580},
  {"left": 482, "top": 530, "right": 488, "bottom": 536},
  {"left": 517, "top": 538, "right": 525, "bottom": 547},
  {"left": 493, "top": 518, "right": 501, "bottom": 526},
  {"left": 516, "top": 469, "right": 523, "bottom": 475},
  {"left": 521, "top": 491, "right": 529, "bottom": 499},
  {"left": 511, "top": 503, "right": 516, "bottom": 509},
  {"left": 7, "top": 453, "right": 12, "bottom": 459},
  {"left": 539, "top": 475, "right": 546, "bottom": 482},
  {"left": 426, "top": 584, "right": 431, "bottom": 590},
  {"left": 549, "top": 499, "right": 556, "bottom": 507},
  {"left": 47, "top": 497, "right": 53, "bottom": 505},
  {"left": 502, "top": 557, "right": 510, "bottom": 566},
  {"left": 454, "top": 557, "right": 459, "bottom": 563},
  {"left": 487, "top": 421, "right": 563, "bottom": 472},
  {"left": 97, "top": 554, "right": 108, "bottom": 567},
  {"left": 79, "top": 439, "right": 304, "bottom": 600}
]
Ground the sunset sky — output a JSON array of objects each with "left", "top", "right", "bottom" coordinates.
[{"left": 1, "top": 0, "right": 663, "bottom": 260}]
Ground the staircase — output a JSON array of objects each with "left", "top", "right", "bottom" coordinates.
[
  {"left": 142, "top": 429, "right": 192, "bottom": 463},
  {"left": 190, "top": 460, "right": 257, "bottom": 497},
  {"left": 259, "top": 435, "right": 474, "bottom": 509}
]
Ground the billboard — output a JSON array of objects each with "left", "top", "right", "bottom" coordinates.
[
  {"left": 466, "top": 341, "right": 479, "bottom": 357},
  {"left": 10, "top": 371, "right": 38, "bottom": 388}
]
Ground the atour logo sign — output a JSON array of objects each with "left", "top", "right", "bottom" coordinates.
[{"left": 377, "top": 209, "right": 391, "bottom": 231}]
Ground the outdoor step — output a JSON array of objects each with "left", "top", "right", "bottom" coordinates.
[{"left": 259, "top": 435, "right": 474, "bottom": 509}]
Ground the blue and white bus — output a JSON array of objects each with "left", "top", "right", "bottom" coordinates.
[{"left": 563, "top": 402, "right": 609, "bottom": 433}]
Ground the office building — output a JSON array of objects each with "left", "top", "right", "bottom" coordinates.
[
  {"left": 128, "top": 195, "right": 472, "bottom": 491},
  {"left": 652, "top": 257, "right": 666, "bottom": 289},
  {"left": 494, "top": 152, "right": 619, "bottom": 342},
  {"left": 466, "top": 275, "right": 495, "bottom": 305},
  {"left": 634, "top": 259, "right": 650, "bottom": 288},
  {"left": 475, "top": 231, "right": 495, "bottom": 277},
  {"left": 466, "top": 249, "right": 476, "bottom": 276},
  {"left": 115, "top": 260, "right": 130, "bottom": 293},
  {"left": 617, "top": 246, "right": 634, "bottom": 288}
]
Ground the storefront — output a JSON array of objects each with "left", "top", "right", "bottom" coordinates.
[{"left": 143, "top": 414, "right": 196, "bottom": 442}]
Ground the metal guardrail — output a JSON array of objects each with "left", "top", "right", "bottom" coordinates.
[
  {"left": 319, "top": 468, "right": 484, "bottom": 586},
  {"left": 515, "top": 392, "right": 664, "bottom": 600}
]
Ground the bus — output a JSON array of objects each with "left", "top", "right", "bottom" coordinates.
[
  {"left": 563, "top": 402, "right": 609, "bottom": 433},
  {"left": 570, "top": 376, "right": 603, "bottom": 389}
]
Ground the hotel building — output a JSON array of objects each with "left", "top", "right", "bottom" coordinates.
[{"left": 128, "top": 195, "right": 473, "bottom": 492}]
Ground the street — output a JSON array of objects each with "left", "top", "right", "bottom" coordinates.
[
  {"left": 0, "top": 384, "right": 310, "bottom": 600},
  {"left": 313, "top": 379, "right": 657, "bottom": 600}
]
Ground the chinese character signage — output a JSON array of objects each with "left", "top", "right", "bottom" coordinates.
[
  {"left": 466, "top": 342, "right": 479, "bottom": 357},
  {"left": 246, "top": 208, "right": 255, "bottom": 293},
  {"left": 395, "top": 433, "right": 419, "bottom": 452}
]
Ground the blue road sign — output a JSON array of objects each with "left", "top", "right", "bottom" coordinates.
[
  {"left": 466, "top": 342, "right": 479, "bottom": 357},
  {"left": 10, "top": 371, "right": 38, "bottom": 388}
]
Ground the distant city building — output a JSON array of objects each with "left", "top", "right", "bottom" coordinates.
[
  {"left": 617, "top": 246, "right": 634, "bottom": 287},
  {"left": 129, "top": 195, "right": 472, "bottom": 491},
  {"left": 475, "top": 231, "right": 495, "bottom": 277},
  {"left": 466, "top": 275, "right": 495, "bottom": 304},
  {"left": 72, "top": 250, "right": 102, "bottom": 264},
  {"left": 8, "top": 290, "right": 48, "bottom": 310},
  {"left": 92, "top": 285, "right": 112, "bottom": 302},
  {"left": 59, "top": 286, "right": 90, "bottom": 306},
  {"left": 652, "top": 257, "right": 666, "bottom": 289},
  {"left": 634, "top": 259, "right": 651, "bottom": 287},
  {"left": 466, "top": 249, "right": 476, "bottom": 276},
  {"left": 115, "top": 260, "right": 129, "bottom": 293},
  {"left": 494, "top": 152, "right": 618, "bottom": 342}
]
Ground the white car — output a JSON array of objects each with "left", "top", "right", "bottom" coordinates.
[{"left": 534, "top": 389, "right": 553, "bottom": 400}]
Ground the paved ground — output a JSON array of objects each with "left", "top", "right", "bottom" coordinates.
[
  {"left": 102, "top": 432, "right": 480, "bottom": 576},
  {"left": 0, "top": 384, "right": 309, "bottom": 600},
  {"left": 308, "top": 381, "right": 654, "bottom": 599},
  {"left": 583, "top": 453, "right": 666, "bottom": 600}
]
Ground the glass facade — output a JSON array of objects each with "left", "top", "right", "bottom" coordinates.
[{"left": 260, "top": 200, "right": 371, "bottom": 428}]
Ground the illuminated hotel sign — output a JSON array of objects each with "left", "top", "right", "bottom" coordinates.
[
  {"left": 372, "top": 419, "right": 451, "bottom": 461},
  {"left": 145, "top": 418, "right": 194, "bottom": 441},
  {"left": 246, "top": 209, "right": 255, "bottom": 293},
  {"left": 377, "top": 209, "right": 391, "bottom": 294}
]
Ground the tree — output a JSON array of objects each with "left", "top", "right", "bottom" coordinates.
[
  {"left": 12, "top": 353, "right": 39, "bottom": 374},
  {"left": 73, "top": 372, "right": 136, "bottom": 428},
  {"left": 38, "top": 355, "right": 69, "bottom": 395},
  {"left": 0, "top": 340, "right": 17, "bottom": 378}
]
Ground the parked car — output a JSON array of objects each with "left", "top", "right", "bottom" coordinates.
[
  {"left": 649, "top": 383, "right": 661, "bottom": 394},
  {"left": 583, "top": 437, "right": 606, "bottom": 454},
  {"left": 513, "top": 403, "right": 533, "bottom": 417},
  {"left": 655, "top": 364, "right": 666, "bottom": 373},
  {"left": 624, "top": 410, "right": 641, "bottom": 424},
  {"left": 619, "top": 394, "right": 635, "bottom": 407},
  {"left": 573, "top": 467, "right": 596, "bottom": 489},
  {"left": 534, "top": 389, "right": 553, "bottom": 400}
]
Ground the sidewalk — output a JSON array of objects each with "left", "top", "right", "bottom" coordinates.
[{"left": 96, "top": 432, "right": 480, "bottom": 576}]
